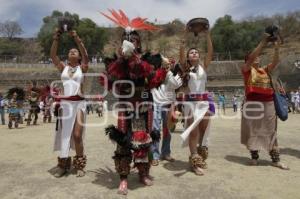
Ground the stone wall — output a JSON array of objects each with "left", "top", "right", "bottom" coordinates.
[{"left": 0, "top": 60, "right": 299, "bottom": 107}]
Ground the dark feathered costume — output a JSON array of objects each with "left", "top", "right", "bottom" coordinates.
[
  {"left": 105, "top": 125, "right": 132, "bottom": 148},
  {"left": 99, "top": 9, "right": 166, "bottom": 189},
  {"left": 105, "top": 125, "right": 152, "bottom": 151},
  {"left": 6, "top": 87, "right": 25, "bottom": 100}
]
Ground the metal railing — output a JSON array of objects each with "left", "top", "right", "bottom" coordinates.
[
  {"left": 0, "top": 55, "right": 104, "bottom": 64},
  {"left": 0, "top": 52, "right": 244, "bottom": 65}
]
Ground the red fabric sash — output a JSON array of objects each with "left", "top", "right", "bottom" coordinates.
[
  {"left": 246, "top": 86, "right": 274, "bottom": 96},
  {"left": 132, "top": 130, "right": 151, "bottom": 159},
  {"left": 55, "top": 95, "right": 84, "bottom": 101},
  {"left": 176, "top": 93, "right": 209, "bottom": 102}
]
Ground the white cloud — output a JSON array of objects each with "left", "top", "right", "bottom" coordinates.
[
  {"left": 0, "top": 0, "right": 235, "bottom": 37},
  {"left": 0, "top": 0, "right": 298, "bottom": 37},
  {"left": 44, "top": 0, "right": 235, "bottom": 26},
  {"left": 0, "top": 0, "right": 20, "bottom": 21}
]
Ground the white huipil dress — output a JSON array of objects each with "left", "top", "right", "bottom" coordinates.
[
  {"left": 53, "top": 65, "right": 86, "bottom": 158},
  {"left": 180, "top": 64, "right": 211, "bottom": 147}
]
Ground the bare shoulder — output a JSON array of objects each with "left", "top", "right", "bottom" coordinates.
[{"left": 56, "top": 61, "right": 66, "bottom": 72}]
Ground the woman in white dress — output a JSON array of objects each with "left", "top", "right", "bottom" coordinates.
[
  {"left": 50, "top": 29, "right": 88, "bottom": 177},
  {"left": 179, "top": 29, "right": 213, "bottom": 175}
]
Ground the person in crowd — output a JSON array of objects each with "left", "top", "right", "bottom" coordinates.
[
  {"left": 100, "top": 9, "right": 168, "bottom": 195},
  {"left": 0, "top": 93, "right": 5, "bottom": 125},
  {"left": 50, "top": 28, "right": 89, "bottom": 177},
  {"left": 150, "top": 57, "right": 182, "bottom": 166},
  {"left": 241, "top": 34, "right": 289, "bottom": 170},
  {"left": 178, "top": 27, "right": 213, "bottom": 176}
]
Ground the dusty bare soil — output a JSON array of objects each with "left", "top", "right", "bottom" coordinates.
[{"left": 0, "top": 110, "right": 300, "bottom": 199}]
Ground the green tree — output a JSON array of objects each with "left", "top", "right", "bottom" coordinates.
[
  {"left": 37, "top": 10, "right": 108, "bottom": 58},
  {"left": 0, "top": 38, "right": 23, "bottom": 56},
  {"left": 211, "top": 15, "right": 263, "bottom": 60}
]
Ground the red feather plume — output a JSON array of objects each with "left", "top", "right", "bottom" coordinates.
[{"left": 101, "top": 9, "right": 159, "bottom": 31}]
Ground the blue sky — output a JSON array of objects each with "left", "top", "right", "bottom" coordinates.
[{"left": 0, "top": 0, "right": 299, "bottom": 37}]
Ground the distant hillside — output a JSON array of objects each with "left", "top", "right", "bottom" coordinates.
[{"left": 102, "top": 11, "right": 300, "bottom": 61}]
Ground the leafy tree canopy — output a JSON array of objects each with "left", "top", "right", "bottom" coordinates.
[{"left": 37, "top": 10, "right": 108, "bottom": 58}]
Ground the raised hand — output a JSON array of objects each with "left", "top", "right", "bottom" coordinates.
[
  {"left": 53, "top": 28, "right": 61, "bottom": 40},
  {"left": 262, "top": 32, "right": 271, "bottom": 43},
  {"left": 68, "top": 30, "right": 78, "bottom": 38},
  {"left": 203, "top": 28, "right": 209, "bottom": 35}
]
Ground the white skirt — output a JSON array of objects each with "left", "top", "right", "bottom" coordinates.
[
  {"left": 53, "top": 100, "right": 86, "bottom": 158},
  {"left": 180, "top": 101, "right": 211, "bottom": 147}
]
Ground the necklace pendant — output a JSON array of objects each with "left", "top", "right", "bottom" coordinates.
[{"left": 70, "top": 67, "right": 77, "bottom": 73}]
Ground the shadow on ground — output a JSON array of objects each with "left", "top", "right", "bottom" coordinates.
[
  {"left": 163, "top": 160, "right": 189, "bottom": 177},
  {"left": 225, "top": 155, "right": 271, "bottom": 166},
  {"left": 90, "top": 166, "right": 146, "bottom": 191},
  {"left": 47, "top": 166, "right": 77, "bottom": 177},
  {"left": 280, "top": 148, "right": 300, "bottom": 159}
]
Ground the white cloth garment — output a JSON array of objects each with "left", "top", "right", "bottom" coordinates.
[
  {"left": 151, "top": 71, "right": 182, "bottom": 105},
  {"left": 103, "top": 100, "right": 108, "bottom": 112},
  {"left": 181, "top": 65, "right": 211, "bottom": 147},
  {"left": 53, "top": 65, "right": 86, "bottom": 158},
  {"left": 290, "top": 92, "right": 296, "bottom": 103},
  {"left": 61, "top": 65, "right": 84, "bottom": 96},
  {"left": 39, "top": 101, "right": 44, "bottom": 110}
]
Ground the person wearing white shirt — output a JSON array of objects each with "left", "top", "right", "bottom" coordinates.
[
  {"left": 295, "top": 91, "right": 300, "bottom": 113},
  {"left": 150, "top": 58, "right": 182, "bottom": 166},
  {"left": 232, "top": 95, "right": 238, "bottom": 112},
  {"left": 290, "top": 91, "right": 296, "bottom": 113}
]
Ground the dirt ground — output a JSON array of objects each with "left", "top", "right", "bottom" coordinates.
[{"left": 0, "top": 110, "right": 300, "bottom": 199}]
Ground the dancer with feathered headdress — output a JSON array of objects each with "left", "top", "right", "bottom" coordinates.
[
  {"left": 26, "top": 81, "right": 41, "bottom": 126},
  {"left": 40, "top": 85, "right": 53, "bottom": 123},
  {"left": 99, "top": 9, "right": 168, "bottom": 195},
  {"left": 6, "top": 87, "right": 25, "bottom": 129}
]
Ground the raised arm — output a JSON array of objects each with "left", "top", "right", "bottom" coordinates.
[
  {"left": 179, "top": 30, "right": 188, "bottom": 71},
  {"left": 242, "top": 34, "right": 268, "bottom": 72},
  {"left": 50, "top": 29, "right": 65, "bottom": 72},
  {"left": 267, "top": 41, "right": 280, "bottom": 72},
  {"left": 204, "top": 31, "right": 213, "bottom": 69},
  {"left": 70, "top": 31, "right": 89, "bottom": 73},
  {"left": 162, "top": 57, "right": 183, "bottom": 90}
]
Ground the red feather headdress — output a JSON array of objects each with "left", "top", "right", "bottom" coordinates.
[{"left": 100, "top": 9, "right": 159, "bottom": 32}]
